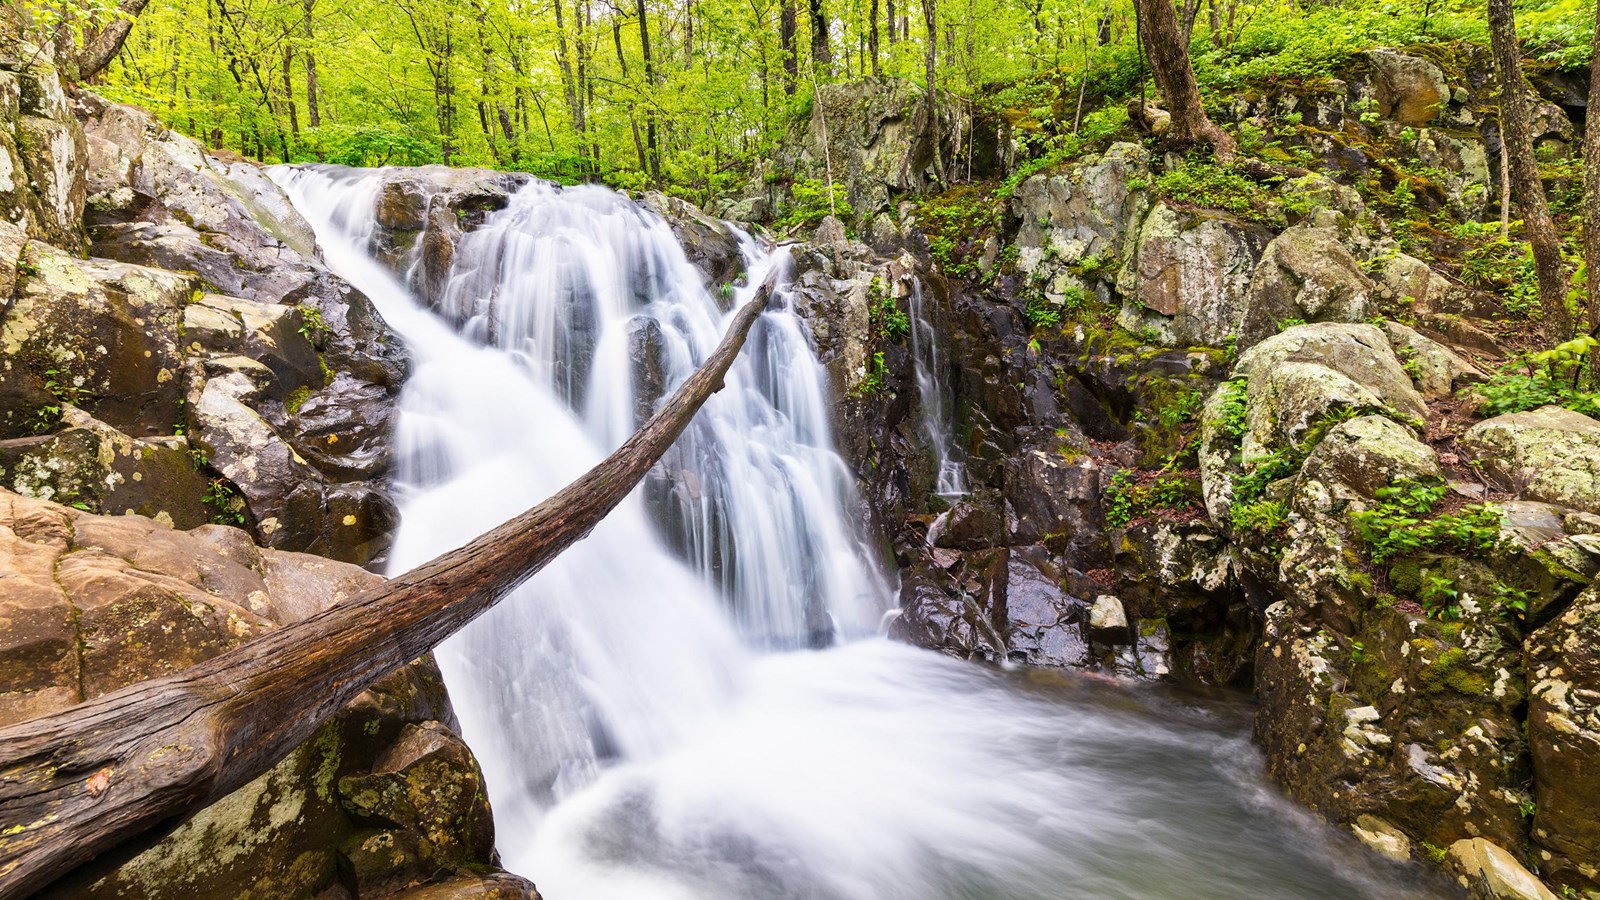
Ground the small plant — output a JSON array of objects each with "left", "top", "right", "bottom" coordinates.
[
  {"left": 1473, "top": 337, "right": 1600, "bottom": 418},
  {"left": 1351, "top": 479, "right": 1502, "bottom": 565},
  {"left": 868, "top": 281, "right": 912, "bottom": 343},
  {"left": 1231, "top": 497, "right": 1289, "bottom": 533},
  {"left": 203, "top": 478, "right": 248, "bottom": 527},
  {"left": 1211, "top": 379, "right": 1249, "bottom": 442},
  {"left": 1104, "top": 469, "right": 1137, "bottom": 529},
  {"left": 1072, "top": 252, "right": 1119, "bottom": 282},
  {"left": 296, "top": 303, "right": 333, "bottom": 348},
  {"left": 855, "top": 351, "right": 889, "bottom": 396},
  {"left": 1418, "top": 573, "right": 1461, "bottom": 622},
  {"left": 1024, "top": 293, "right": 1064, "bottom": 331},
  {"left": 1159, "top": 389, "right": 1204, "bottom": 429}
]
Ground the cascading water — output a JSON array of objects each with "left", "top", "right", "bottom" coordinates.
[
  {"left": 275, "top": 165, "right": 1448, "bottom": 900},
  {"left": 905, "top": 276, "right": 967, "bottom": 498}
]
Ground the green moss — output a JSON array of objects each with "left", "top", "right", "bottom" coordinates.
[
  {"left": 285, "top": 385, "right": 312, "bottom": 415},
  {"left": 1418, "top": 648, "right": 1488, "bottom": 696}
]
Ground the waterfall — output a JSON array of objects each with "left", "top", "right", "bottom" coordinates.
[
  {"left": 274, "top": 166, "right": 1449, "bottom": 900},
  {"left": 905, "top": 276, "right": 967, "bottom": 498}
]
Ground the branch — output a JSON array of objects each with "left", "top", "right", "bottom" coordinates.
[{"left": 0, "top": 276, "right": 777, "bottom": 898}]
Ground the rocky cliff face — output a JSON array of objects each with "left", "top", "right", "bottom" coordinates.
[{"left": 806, "top": 45, "right": 1596, "bottom": 900}]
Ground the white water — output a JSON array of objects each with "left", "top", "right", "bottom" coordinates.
[
  {"left": 275, "top": 166, "right": 1447, "bottom": 900},
  {"left": 905, "top": 276, "right": 967, "bottom": 498}
]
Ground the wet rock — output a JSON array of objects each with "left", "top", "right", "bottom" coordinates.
[
  {"left": 1088, "top": 594, "right": 1129, "bottom": 643},
  {"left": 1447, "top": 839, "right": 1560, "bottom": 900},
  {"left": 1003, "top": 449, "right": 1107, "bottom": 567},
  {"left": 933, "top": 489, "right": 1003, "bottom": 549},
  {"left": 642, "top": 191, "right": 746, "bottom": 292},
  {"left": 1002, "top": 552, "right": 1091, "bottom": 667},
  {"left": 1239, "top": 225, "right": 1375, "bottom": 350},
  {"left": 184, "top": 292, "right": 324, "bottom": 397},
  {"left": 1115, "top": 202, "right": 1272, "bottom": 346},
  {"left": 1526, "top": 585, "right": 1600, "bottom": 890},
  {"left": 1461, "top": 406, "right": 1600, "bottom": 516},
  {"left": 287, "top": 373, "right": 395, "bottom": 481},
  {"left": 889, "top": 565, "right": 1000, "bottom": 661},
  {"left": 626, "top": 315, "right": 668, "bottom": 425},
  {"left": 388, "top": 874, "right": 542, "bottom": 900}
]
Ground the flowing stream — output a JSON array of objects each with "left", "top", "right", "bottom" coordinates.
[{"left": 275, "top": 166, "right": 1448, "bottom": 900}]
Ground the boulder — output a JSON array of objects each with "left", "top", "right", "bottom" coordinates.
[
  {"left": 1461, "top": 406, "right": 1600, "bottom": 515},
  {"left": 1013, "top": 142, "right": 1150, "bottom": 282},
  {"left": 1115, "top": 202, "right": 1272, "bottom": 346},
  {"left": 1239, "top": 225, "right": 1375, "bottom": 349},
  {"left": 1381, "top": 321, "right": 1480, "bottom": 399},
  {"left": 1359, "top": 49, "right": 1450, "bottom": 126}
]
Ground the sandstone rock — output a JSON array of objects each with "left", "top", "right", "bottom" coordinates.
[
  {"left": 1115, "top": 202, "right": 1271, "bottom": 346},
  {"left": 1447, "top": 839, "right": 1559, "bottom": 900},
  {"left": 1462, "top": 406, "right": 1600, "bottom": 515},
  {"left": 1239, "top": 225, "right": 1375, "bottom": 349}
]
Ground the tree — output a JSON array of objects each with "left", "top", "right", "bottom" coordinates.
[
  {"left": 1488, "top": 0, "right": 1572, "bottom": 345},
  {"left": 0, "top": 282, "right": 776, "bottom": 899},
  {"left": 1131, "top": 0, "right": 1234, "bottom": 161},
  {"left": 1585, "top": 0, "right": 1600, "bottom": 368}
]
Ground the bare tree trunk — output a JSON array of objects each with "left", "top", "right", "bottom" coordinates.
[
  {"left": 303, "top": 0, "right": 321, "bottom": 128},
  {"left": 781, "top": 0, "right": 798, "bottom": 94},
  {"left": 809, "top": 0, "right": 830, "bottom": 72},
  {"left": 1489, "top": 0, "right": 1572, "bottom": 345},
  {"left": 635, "top": 0, "right": 661, "bottom": 181},
  {"left": 868, "top": 0, "right": 880, "bottom": 76},
  {"left": 282, "top": 47, "right": 299, "bottom": 138},
  {"left": 1584, "top": 0, "right": 1600, "bottom": 375},
  {"left": 1132, "top": 0, "right": 1235, "bottom": 161},
  {"left": 0, "top": 283, "right": 778, "bottom": 900}
]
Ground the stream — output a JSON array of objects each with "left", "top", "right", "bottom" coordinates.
[{"left": 274, "top": 166, "right": 1450, "bottom": 900}]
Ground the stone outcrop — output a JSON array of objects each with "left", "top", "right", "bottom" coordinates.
[{"left": 0, "top": 488, "right": 535, "bottom": 899}]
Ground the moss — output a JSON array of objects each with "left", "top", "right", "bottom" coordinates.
[
  {"left": 285, "top": 385, "right": 312, "bottom": 415},
  {"left": 1418, "top": 647, "right": 1489, "bottom": 696}
]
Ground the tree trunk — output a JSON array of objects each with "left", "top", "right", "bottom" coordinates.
[
  {"left": 73, "top": 0, "right": 153, "bottom": 81},
  {"left": 0, "top": 282, "right": 778, "bottom": 900},
  {"left": 303, "top": 0, "right": 321, "bottom": 128},
  {"left": 635, "top": 0, "right": 660, "bottom": 181},
  {"left": 1488, "top": 0, "right": 1572, "bottom": 345},
  {"left": 1131, "top": 0, "right": 1234, "bottom": 161},
  {"left": 809, "top": 0, "right": 830, "bottom": 72},
  {"left": 868, "top": 0, "right": 880, "bottom": 76},
  {"left": 1584, "top": 0, "right": 1600, "bottom": 376},
  {"left": 282, "top": 48, "right": 299, "bottom": 138},
  {"left": 781, "top": 0, "right": 798, "bottom": 94}
]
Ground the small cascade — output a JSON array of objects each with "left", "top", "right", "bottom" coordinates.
[{"left": 906, "top": 276, "right": 967, "bottom": 498}]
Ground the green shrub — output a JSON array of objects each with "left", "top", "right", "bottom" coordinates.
[
  {"left": 780, "top": 178, "right": 853, "bottom": 230},
  {"left": 1351, "top": 480, "right": 1502, "bottom": 565},
  {"left": 1473, "top": 337, "right": 1600, "bottom": 418}
]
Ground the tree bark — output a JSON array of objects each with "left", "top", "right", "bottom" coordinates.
[
  {"left": 635, "top": 0, "right": 661, "bottom": 182},
  {"left": 1488, "top": 0, "right": 1572, "bottom": 345},
  {"left": 868, "top": 0, "right": 879, "bottom": 76},
  {"left": 1131, "top": 0, "right": 1234, "bottom": 161},
  {"left": 0, "top": 281, "right": 777, "bottom": 899},
  {"left": 781, "top": 0, "right": 798, "bottom": 94},
  {"left": 1584, "top": 0, "right": 1600, "bottom": 375},
  {"left": 809, "top": 0, "right": 830, "bottom": 72},
  {"left": 303, "top": 0, "right": 321, "bottom": 128},
  {"left": 73, "top": 0, "right": 153, "bottom": 81}
]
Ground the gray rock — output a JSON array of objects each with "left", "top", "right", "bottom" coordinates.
[
  {"left": 1240, "top": 225, "right": 1375, "bottom": 349},
  {"left": 1462, "top": 406, "right": 1600, "bottom": 515},
  {"left": 1116, "top": 202, "right": 1271, "bottom": 346},
  {"left": 1359, "top": 49, "right": 1449, "bottom": 126}
]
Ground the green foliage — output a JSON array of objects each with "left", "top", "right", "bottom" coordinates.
[
  {"left": 203, "top": 478, "right": 248, "bottom": 526},
  {"left": 295, "top": 303, "right": 332, "bottom": 348},
  {"left": 1158, "top": 389, "right": 1204, "bottom": 429},
  {"left": 1231, "top": 498, "right": 1288, "bottom": 533},
  {"left": 918, "top": 186, "right": 1003, "bottom": 279},
  {"left": 1154, "top": 158, "right": 1306, "bottom": 228},
  {"left": 1024, "top": 292, "right": 1064, "bottom": 331},
  {"left": 868, "top": 281, "right": 911, "bottom": 343},
  {"left": 1351, "top": 480, "right": 1502, "bottom": 565},
  {"left": 319, "top": 126, "right": 440, "bottom": 167},
  {"left": 1211, "top": 379, "right": 1249, "bottom": 442},
  {"left": 1104, "top": 469, "right": 1137, "bottom": 529},
  {"left": 855, "top": 351, "right": 889, "bottom": 396},
  {"left": 1473, "top": 337, "right": 1600, "bottom": 418},
  {"left": 780, "top": 179, "right": 853, "bottom": 230}
]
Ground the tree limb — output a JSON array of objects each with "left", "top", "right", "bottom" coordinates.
[{"left": 0, "top": 276, "right": 777, "bottom": 898}]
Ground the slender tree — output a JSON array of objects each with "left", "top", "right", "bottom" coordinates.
[
  {"left": 1584, "top": 0, "right": 1600, "bottom": 372},
  {"left": 1488, "top": 0, "right": 1571, "bottom": 345}
]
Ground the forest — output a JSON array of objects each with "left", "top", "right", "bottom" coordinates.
[{"left": 39, "top": 0, "right": 1588, "bottom": 197}]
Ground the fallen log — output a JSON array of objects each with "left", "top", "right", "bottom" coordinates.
[{"left": 0, "top": 278, "right": 776, "bottom": 898}]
